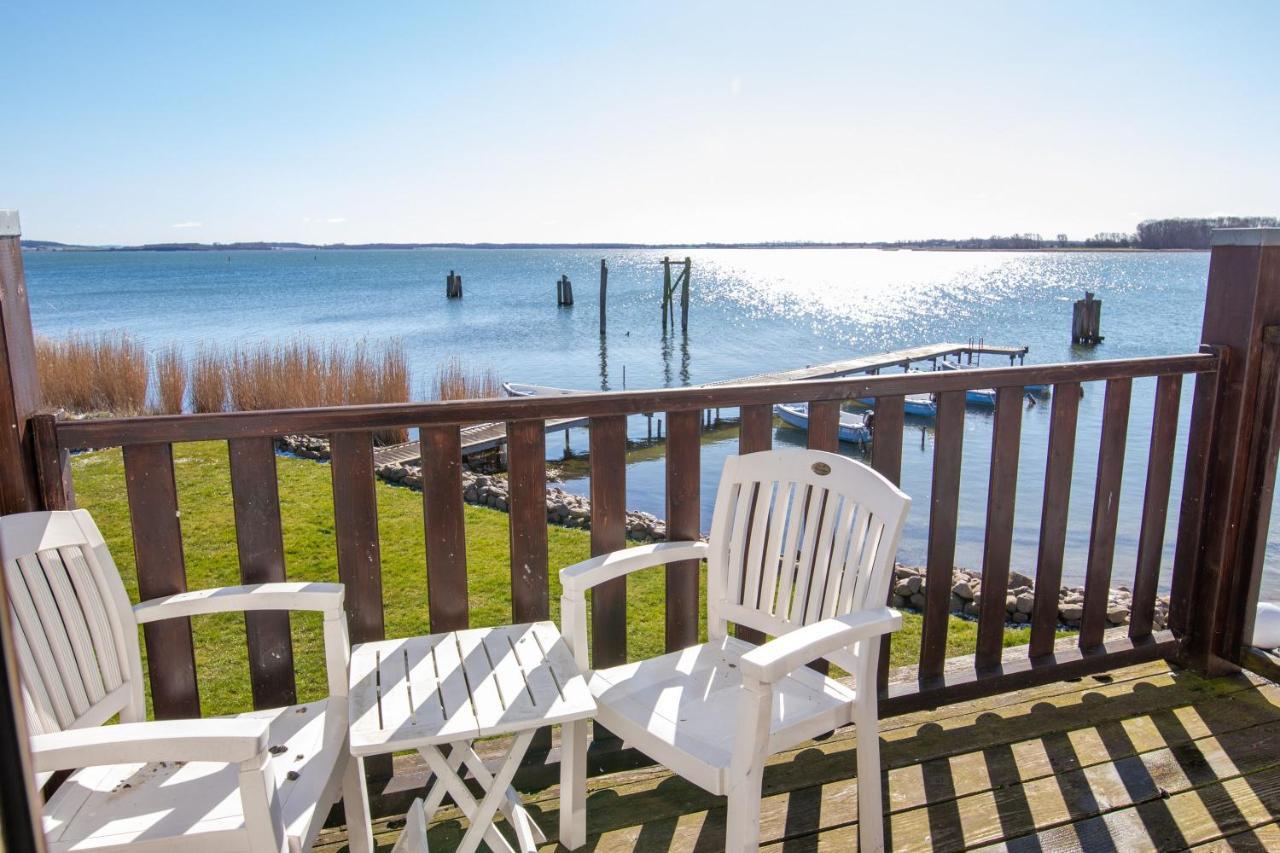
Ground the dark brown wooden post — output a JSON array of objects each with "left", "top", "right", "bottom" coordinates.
[
  {"left": 228, "top": 437, "right": 296, "bottom": 709},
  {"left": 0, "top": 211, "right": 42, "bottom": 516},
  {"left": 422, "top": 425, "right": 469, "bottom": 632},
  {"left": 665, "top": 409, "right": 700, "bottom": 650},
  {"left": 1177, "top": 229, "right": 1280, "bottom": 673}
]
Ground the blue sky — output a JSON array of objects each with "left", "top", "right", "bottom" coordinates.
[{"left": 4, "top": 2, "right": 1277, "bottom": 245}]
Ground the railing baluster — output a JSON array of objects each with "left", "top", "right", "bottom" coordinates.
[
  {"left": 228, "top": 436, "right": 296, "bottom": 709},
  {"left": 32, "top": 410, "right": 74, "bottom": 511},
  {"left": 421, "top": 425, "right": 469, "bottom": 631},
  {"left": 506, "top": 420, "right": 549, "bottom": 623},
  {"left": 976, "top": 387, "right": 1024, "bottom": 670},
  {"left": 736, "top": 404, "right": 773, "bottom": 645},
  {"left": 738, "top": 404, "right": 773, "bottom": 455},
  {"left": 665, "top": 409, "right": 701, "bottom": 651},
  {"left": 1130, "top": 376, "right": 1182, "bottom": 640},
  {"left": 806, "top": 400, "right": 840, "bottom": 452},
  {"left": 123, "top": 442, "right": 199, "bottom": 719},
  {"left": 329, "top": 431, "right": 384, "bottom": 644},
  {"left": 870, "top": 395, "right": 905, "bottom": 689},
  {"left": 1169, "top": 347, "right": 1224, "bottom": 640},
  {"left": 1030, "top": 382, "right": 1080, "bottom": 657},
  {"left": 1081, "top": 378, "right": 1133, "bottom": 648},
  {"left": 589, "top": 415, "right": 628, "bottom": 668},
  {"left": 920, "top": 391, "right": 964, "bottom": 679}
]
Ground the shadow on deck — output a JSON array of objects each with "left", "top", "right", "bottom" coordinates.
[{"left": 316, "top": 659, "right": 1280, "bottom": 851}]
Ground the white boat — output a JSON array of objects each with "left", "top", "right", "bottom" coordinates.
[
  {"left": 502, "top": 382, "right": 585, "bottom": 397},
  {"left": 774, "top": 402, "right": 872, "bottom": 444}
]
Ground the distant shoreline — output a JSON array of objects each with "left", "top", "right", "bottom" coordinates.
[{"left": 21, "top": 241, "right": 1208, "bottom": 254}]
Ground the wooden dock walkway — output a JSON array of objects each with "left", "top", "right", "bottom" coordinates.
[
  {"left": 703, "top": 340, "right": 1029, "bottom": 386},
  {"left": 372, "top": 342, "right": 1025, "bottom": 466},
  {"left": 373, "top": 416, "right": 590, "bottom": 466}
]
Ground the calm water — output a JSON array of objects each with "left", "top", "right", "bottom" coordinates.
[{"left": 26, "top": 247, "right": 1272, "bottom": 598}]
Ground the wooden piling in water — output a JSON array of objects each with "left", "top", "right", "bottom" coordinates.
[
  {"left": 662, "top": 257, "right": 671, "bottom": 330},
  {"left": 446, "top": 270, "right": 463, "bottom": 298},
  {"left": 1072, "top": 291, "right": 1104, "bottom": 344},
  {"left": 680, "top": 256, "right": 690, "bottom": 332},
  {"left": 557, "top": 274, "right": 574, "bottom": 307},
  {"left": 599, "top": 259, "right": 608, "bottom": 335}
]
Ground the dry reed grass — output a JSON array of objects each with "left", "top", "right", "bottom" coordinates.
[
  {"left": 222, "top": 337, "right": 410, "bottom": 443},
  {"left": 191, "top": 346, "right": 228, "bottom": 413},
  {"left": 153, "top": 345, "right": 186, "bottom": 414},
  {"left": 433, "top": 357, "right": 502, "bottom": 401},
  {"left": 37, "top": 333, "right": 411, "bottom": 441},
  {"left": 36, "top": 331, "right": 148, "bottom": 414}
]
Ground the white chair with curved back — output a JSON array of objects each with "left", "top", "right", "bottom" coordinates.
[
  {"left": 559, "top": 448, "right": 910, "bottom": 851},
  {"left": 1, "top": 509, "right": 372, "bottom": 853}
]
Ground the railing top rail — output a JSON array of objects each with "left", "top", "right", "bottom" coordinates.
[{"left": 55, "top": 351, "right": 1218, "bottom": 448}]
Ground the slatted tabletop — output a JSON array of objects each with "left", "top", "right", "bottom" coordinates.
[{"left": 348, "top": 621, "right": 594, "bottom": 756}]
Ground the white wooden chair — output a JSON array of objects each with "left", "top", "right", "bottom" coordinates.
[
  {"left": 1, "top": 509, "right": 372, "bottom": 853},
  {"left": 560, "top": 448, "right": 910, "bottom": 851}
]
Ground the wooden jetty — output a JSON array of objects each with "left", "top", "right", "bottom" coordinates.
[
  {"left": 372, "top": 342, "right": 1026, "bottom": 466},
  {"left": 373, "top": 415, "right": 591, "bottom": 465},
  {"left": 703, "top": 340, "right": 1029, "bottom": 386}
]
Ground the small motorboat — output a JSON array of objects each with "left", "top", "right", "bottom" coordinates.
[
  {"left": 774, "top": 402, "right": 872, "bottom": 444},
  {"left": 502, "top": 382, "right": 585, "bottom": 397},
  {"left": 935, "top": 363, "right": 998, "bottom": 407},
  {"left": 938, "top": 360, "right": 1048, "bottom": 396},
  {"left": 857, "top": 393, "right": 937, "bottom": 419}
]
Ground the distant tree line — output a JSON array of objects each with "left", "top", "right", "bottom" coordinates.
[{"left": 888, "top": 217, "right": 1278, "bottom": 251}]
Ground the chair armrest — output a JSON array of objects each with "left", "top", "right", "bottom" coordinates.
[
  {"left": 29, "top": 717, "right": 271, "bottom": 772},
  {"left": 738, "top": 608, "right": 902, "bottom": 684},
  {"left": 134, "top": 582, "right": 344, "bottom": 623},
  {"left": 560, "top": 541, "right": 709, "bottom": 597}
]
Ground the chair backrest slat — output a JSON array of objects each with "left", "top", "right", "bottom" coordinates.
[
  {"left": 709, "top": 449, "right": 910, "bottom": 646},
  {"left": 1, "top": 510, "right": 145, "bottom": 735}
]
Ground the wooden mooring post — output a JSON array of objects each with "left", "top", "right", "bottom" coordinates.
[
  {"left": 599, "top": 259, "right": 608, "bottom": 335},
  {"left": 557, "top": 274, "right": 574, "bottom": 307},
  {"left": 660, "top": 256, "right": 691, "bottom": 331},
  {"left": 680, "top": 256, "right": 691, "bottom": 332},
  {"left": 1072, "top": 291, "right": 1104, "bottom": 344},
  {"left": 445, "top": 270, "right": 463, "bottom": 298}
]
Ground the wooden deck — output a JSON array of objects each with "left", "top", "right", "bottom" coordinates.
[{"left": 316, "top": 659, "right": 1280, "bottom": 851}]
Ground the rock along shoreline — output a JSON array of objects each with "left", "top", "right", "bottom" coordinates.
[{"left": 278, "top": 434, "right": 1168, "bottom": 631}]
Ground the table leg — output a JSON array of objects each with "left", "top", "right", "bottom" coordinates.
[
  {"left": 560, "top": 718, "right": 589, "bottom": 849},
  {"left": 418, "top": 743, "right": 519, "bottom": 853},
  {"left": 452, "top": 731, "right": 536, "bottom": 853},
  {"left": 455, "top": 742, "right": 547, "bottom": 846},
  {"left": 342, "top": 751, "right": 375, "bottom": 853}
]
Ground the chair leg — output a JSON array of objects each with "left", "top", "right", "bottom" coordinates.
[
  {"left": 559, "top": 718, "right": 589, "bottom": 849},
  {"left": 855, "top": 698, "right": 885, "bottom": 853},
  {"left": 724, "top": 756, "right": 765, "bottom": 852},
  {"left": 343, "top": 753, "right": 375, "bottom": 853}
]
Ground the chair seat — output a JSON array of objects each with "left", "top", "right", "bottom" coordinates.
[
  {"left": 43, "top": 699, "right": 348, "bottom": 853},
  {"left": 589, "top": 635, "right": 858, "bottom": 795}
]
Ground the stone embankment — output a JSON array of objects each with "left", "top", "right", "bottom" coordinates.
[
  {"left": 890, "top": 564, "right": 1169, "bottom": 631},
  {"left": 279, "top": 434, "right": 1166, "bottom": 629},
  {"left": 279, "top": 435, "right": 666, "bottom": 542}
]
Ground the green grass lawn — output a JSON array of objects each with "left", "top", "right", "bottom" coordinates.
[{"left": 71, "top": 441, "right": 1059, "bottom": 717}]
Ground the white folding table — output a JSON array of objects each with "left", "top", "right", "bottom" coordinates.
[{"left": 348, "top": 621, "right": 596, "bottom": 852}]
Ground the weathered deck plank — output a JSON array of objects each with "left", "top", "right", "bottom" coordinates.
[{"left": 315, "top": 660, "right": 1280, "bottom": 852}]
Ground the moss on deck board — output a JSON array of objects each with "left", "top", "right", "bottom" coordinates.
[{"left": 71, "top": 440, "right": 1057, "bottom": 716}]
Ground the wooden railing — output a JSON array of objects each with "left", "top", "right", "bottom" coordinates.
[{"left": 35, "top": 351, "right": 1223, "bottom": 731}]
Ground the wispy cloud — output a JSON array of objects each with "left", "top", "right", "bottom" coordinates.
[
  {"left": 303, "top": 216, "right": 348, "bottom": 224},
  {"left": 171, "top": 221, "right": 202, "bottom": 229}
]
